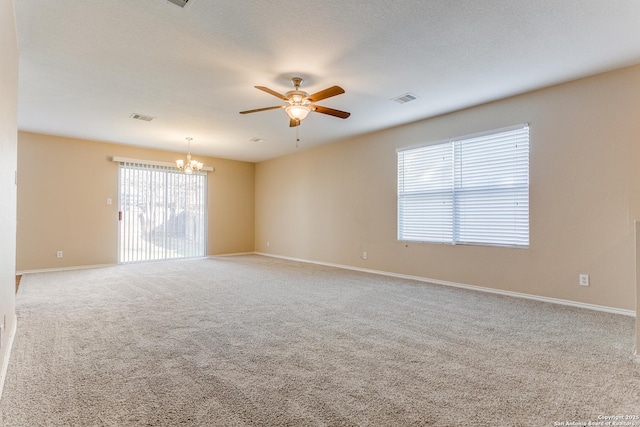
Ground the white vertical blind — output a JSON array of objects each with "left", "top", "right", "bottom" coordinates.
[
  {"left": 118, "top": 162, "right": 207, "bottom": 263},
  {"left": 398, "top": 125, "right": 529, "bottom": 247}
]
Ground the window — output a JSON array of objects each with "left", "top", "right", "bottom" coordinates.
[
  {"left": 397, "top": 124, "right": 529, "bottom": 247},
  {"left": 118, "top": 162, "right": 207, "bottom": 263}
]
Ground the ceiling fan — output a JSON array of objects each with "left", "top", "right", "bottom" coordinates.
[{"left": 239, "top": 77, "right": 350, "bottom": 127}]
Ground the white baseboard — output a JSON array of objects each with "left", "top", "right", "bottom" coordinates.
[
  {"left": 0, "top": 315, "right": 17, "bottom": 402},
  {"left": 209, "top": 252, "right": 255, "bottom": 258},
  {"left": 17, "top": 257, "right": 222, "bottom": 275},
  {"left": 16, "top": 263, "right": 117, "bottom": 275},
  {"left": 255, "top": 252, "right": 636, "bottom": 318},
  {"left": 16, "top": 255, "right": 257, "bottom": 275}
]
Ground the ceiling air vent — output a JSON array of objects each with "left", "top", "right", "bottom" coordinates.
[
  {"left": 391, "top": 93, "right": 419, "bottom": 104},
  {"left": 130, "top": 113, "right": 155, "bottom": 122},
  {"left": 167, "top": 0, "right": 190, "bottom": 7}
]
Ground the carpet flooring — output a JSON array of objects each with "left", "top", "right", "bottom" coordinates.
[{"left": 0, "top": 255, "right": 638, "bottom": 426}]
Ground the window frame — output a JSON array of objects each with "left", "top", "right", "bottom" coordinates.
[
  {"left": 117, "top": 162, "right": 208, "bottom": 263},
  {"left": 397, "top": 124, "right": 530, "bottom": 248}
]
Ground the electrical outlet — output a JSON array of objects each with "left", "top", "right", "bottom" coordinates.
[
  {"left": 56, "top": 251, "right": 63, "bottom": 258},
  {"left": 579, "top": 274, "right": 589, "bottom": 286},
  {"left": 362, "top": 251, "right": 368, "bottom": 260},
  {"left": 266, "top": 241, "right": 270, "bottom": 247}
]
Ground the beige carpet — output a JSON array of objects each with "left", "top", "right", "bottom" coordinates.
[{"left": 1, "top": 255, "right": 638, "bottom": 426}]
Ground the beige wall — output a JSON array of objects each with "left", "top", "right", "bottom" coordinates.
[
  {"left": 16, "top": 132, "right": 255, "bottom": 271},
  {"left": 0, "top": 0, "right": 18, "bottom": 398},
  {"left": 256, "top": 65, "right": 640, "bottom": 312}
]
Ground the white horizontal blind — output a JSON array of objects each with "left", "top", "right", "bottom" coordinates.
[
  {"left": 454, "top": 127, "right": 529, "bottom": 246},
  {"left": 398, "top": 142, "right": 454, "bottom": 243},
  {"left": 118, "top": 162, "right": 207, "bottom": 263},
  {"left": 398, "top": 125, "right": 529, "bottom": 247}
]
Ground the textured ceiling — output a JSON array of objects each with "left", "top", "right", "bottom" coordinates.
[{"left": 14, "top": 0, "right": 640, "bottom": 162}]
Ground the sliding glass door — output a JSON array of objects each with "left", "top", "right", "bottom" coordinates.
[{"left": 118, "top": 162, "right": 207, "bottom": 263}]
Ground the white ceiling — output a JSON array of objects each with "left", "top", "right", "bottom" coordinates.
[{"left": 14, "top": 0, "right": 640, "bottom": 163}]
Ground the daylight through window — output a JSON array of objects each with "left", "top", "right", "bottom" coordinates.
[
  {"left": 397, "top": 124, "right": 529, "bottom": 247},
  {"left": 118, "top": 162, "right": 207, "bottom": 263}
]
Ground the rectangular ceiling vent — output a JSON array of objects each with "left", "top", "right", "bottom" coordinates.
[
  {"left": 391, "top": 93, "right": 419, "bottom": 104},
  {"left": 167, "top": 0, "right": 190, "bottom": 7},
  {"left": 130, "top": 113, "right": 155, "bottom": 122}
]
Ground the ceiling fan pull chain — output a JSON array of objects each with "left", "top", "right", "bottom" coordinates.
[{"left": 296, "top": 126, "right": 300, "bottom": 148}]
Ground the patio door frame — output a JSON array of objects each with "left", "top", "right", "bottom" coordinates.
[{"left": 115, "top": 158, "right": 208, "bottom": 263}]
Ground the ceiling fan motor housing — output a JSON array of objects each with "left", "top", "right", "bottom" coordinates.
[{"left": 286, "top": 90, "right": 310, "bottom": 104}]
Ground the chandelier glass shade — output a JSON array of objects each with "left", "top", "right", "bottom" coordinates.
[{"left": 176, "top": 137, "right": 203, "bottom": 174}]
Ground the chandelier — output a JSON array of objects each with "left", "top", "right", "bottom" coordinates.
[{"left": 176, "top": 137, "right": 203, "bottom": 174}]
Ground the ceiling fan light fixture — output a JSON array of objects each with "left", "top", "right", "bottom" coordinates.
[{"left": 285, "top": 105, "right": 310, "bottom": 120}]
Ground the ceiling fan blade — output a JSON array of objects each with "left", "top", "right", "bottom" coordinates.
[
  {"left": 239, "top": 105, "right": 284, "bottom": 114},
  {"left": 289, "top": 118, "right": 301, "bottom": 127},
  {"left": 255, "top": 86, "right": 288, "bottom": 101},
  {"left": 306, "top": 86, "right": 345, "bottom": 102},
  {"left": 312, "top": 105, "right": 351, "bottom": 119}
]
